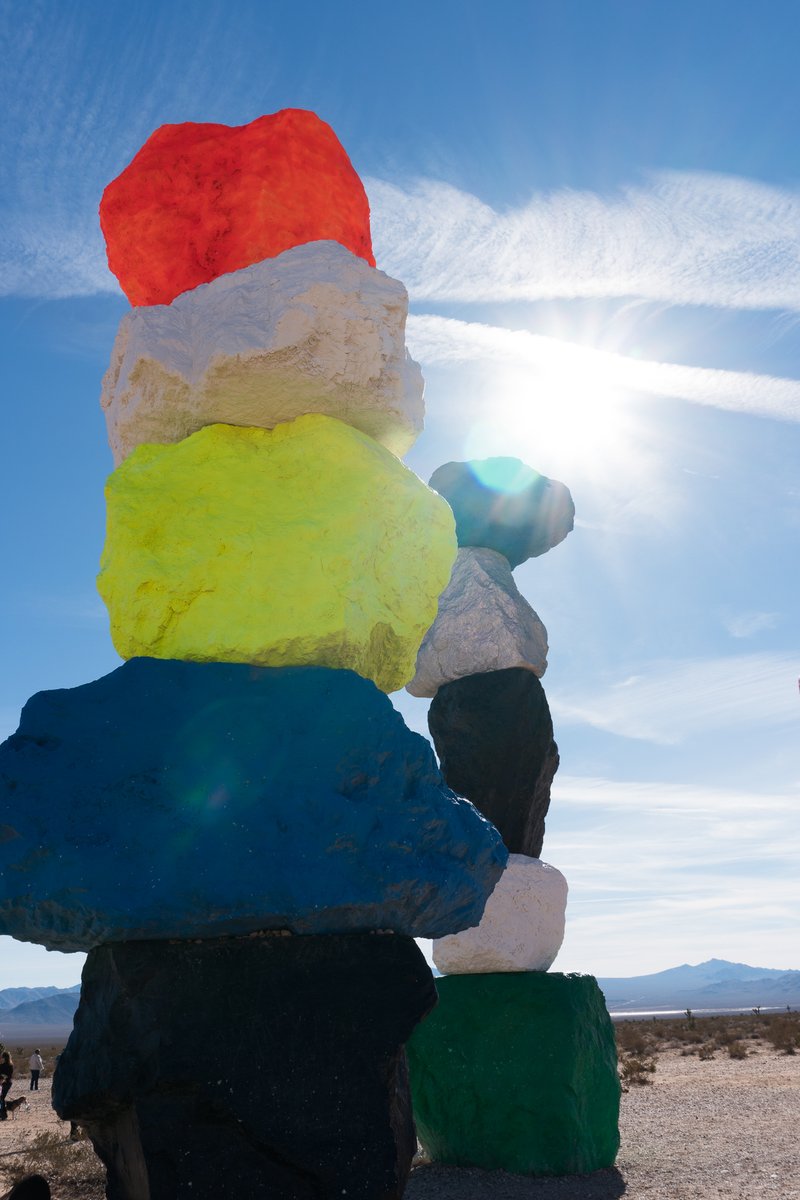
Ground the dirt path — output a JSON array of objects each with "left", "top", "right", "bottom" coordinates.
[{"left": 0, "top": 1047, "right": 797, "bottom": 1197}]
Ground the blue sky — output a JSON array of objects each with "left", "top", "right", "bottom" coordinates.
[{"left": 1, "top": 0, "right": 798, "bottom": 988}]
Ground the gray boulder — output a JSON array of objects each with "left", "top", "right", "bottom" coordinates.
[{"left": 407, "top": 547, "right": 548, "bottom": 697}]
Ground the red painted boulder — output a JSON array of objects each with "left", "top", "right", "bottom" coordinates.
[{"left": 100, "top": 109, "right": 375, "bottom": 306}]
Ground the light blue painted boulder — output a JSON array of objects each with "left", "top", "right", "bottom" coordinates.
[{"left": 0, "top": 660, "right": 507, "bottom": 951}]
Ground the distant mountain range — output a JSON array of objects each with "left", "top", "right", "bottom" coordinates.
[
  {"left": 1, "top": 959, "right": 798, "bottom": 1027},
  {"left": 598, "top": 958, "right": 800, "bottom": 1012},
  {"left": 0, "top": 985, "right": 78, "bottom": 1011},
  {"left": 0, "top": 985, "right": 80, "bottom": 1029}
]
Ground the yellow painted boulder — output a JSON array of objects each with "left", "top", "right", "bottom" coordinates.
[{"left": 97, "top": 416, "right": 457, "bottom": 692}]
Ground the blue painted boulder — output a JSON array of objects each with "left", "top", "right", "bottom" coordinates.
[
  {"left": 0, "top": 660, "right": 507, "bottom": 951},
  {"left": 428, "top": 458, "right": 574, "bottom": 568}
]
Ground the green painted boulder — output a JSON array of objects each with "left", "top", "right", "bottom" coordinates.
[{"left": 407, "top": 972, "right": 620, "bottom": 1176}]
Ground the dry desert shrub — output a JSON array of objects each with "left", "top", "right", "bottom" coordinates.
[
  {"left": 619, "top": 1054, "right": 657, "bottom": 1087},
  {"left": 618, "top": 1011, "right": 800, "bottom": 1057},
  {"left": 616, "top": 1022, "right": 653, "bottom": 1056},
  {"left": 727, "top": 1040, "right": 749, "bottom": 1059},
  {"left": 4, "top": 1132, "right": 104, "bottom": 1200},
  {"left": 766, "top": 1015, "right": 800, "bottom": 1055}
]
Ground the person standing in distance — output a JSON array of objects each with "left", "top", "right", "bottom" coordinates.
[{"left": 28, "top": 1051, "right": 43, "bottom": 1091}]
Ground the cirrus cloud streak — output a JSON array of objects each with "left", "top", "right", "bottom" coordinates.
[
  {"left": 548, "top": 652, "right": 799, "bottom": 745},
  {"left": 369, "top": 171, "right": 800, "bottom": 311},
  {"left": 406, "top": 313, "right": 800, "bottom": 425},
  {"left": 545, "top": 774, "right": 800, "bottom": 976}
]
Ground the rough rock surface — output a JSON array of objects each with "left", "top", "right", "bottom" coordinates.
[
  {"left": 432, "top": 855, "right": 567, "bottom": 974},
  {"left": 97, "top": 417, "right": 457, "bottom": 693},
  {"left": 428, "top": 458, "right": 574, "bottom": 568},
  {"left": 101, "top": 241, "right": 424, "bottom": 463},
  {"left": 406, "top": 548, "right": 548, "bottom": 698},
  {"left": 428, "top": 668, "right": 559, "bottom": 857},
  {"left": 407, "top": 973, "right": 620, "bottom": 1176},
  {"left": 0, "top": 660, "right": 507, "bottom": 951},
  {"left": 100, "top": 108, "right": 375, "bottom": 306},
  {"left": 53, "top": 933, "right": 436, "bottom": 1199}
]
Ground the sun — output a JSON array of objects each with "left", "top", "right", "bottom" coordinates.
[{"left": 463, "top": 335, "right": 641, "bottom": 483}]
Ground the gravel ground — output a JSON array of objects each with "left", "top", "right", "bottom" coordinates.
[
  {"left": 0, "top": 1047, "right": 797, "bottom": 1197},
  {"left": 407, "top": 1046, "right": 800, "bottom": 1200}
]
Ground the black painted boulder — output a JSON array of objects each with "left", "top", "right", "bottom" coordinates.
[
  {"left": 53, "top": 933, "right": 437, "bottom": 1200},
  {"left": 0, "top": 659, "right": 506, "bottom": 950},
  {"left": 428, "top": 668, "right": 559, "bottom": 857},
  {"left": 428, "top": 458, "right": 574, "bottom": 568},
  {"left": 1, "top": 1179, "right": 51, "bottom": 1200}
]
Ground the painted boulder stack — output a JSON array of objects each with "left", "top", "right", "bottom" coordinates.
[
  {"left": 0, "top": 110, "right": 509, "bottom": 1199},
  {"left": 406, "top": 457, "right": 621, "bottom": 1175}
]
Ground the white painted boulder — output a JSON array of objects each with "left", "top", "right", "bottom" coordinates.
[
  {"left": 101, "top": 240, "right": 424, "bottom": 463},
  {"left": 406, "top": 547, "right": 548, "bottom": 698},
  {"left": 432, "top": 855, "right": 568, "bottom": 974}
]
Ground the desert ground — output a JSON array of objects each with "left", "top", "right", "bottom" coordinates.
[{"left": 0, "top": 1016, "right": 798, "bottom": 1199}]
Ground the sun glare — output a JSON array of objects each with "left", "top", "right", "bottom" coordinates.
[{"left": 464, "top": 337, "right": 642, "bottom": 485}]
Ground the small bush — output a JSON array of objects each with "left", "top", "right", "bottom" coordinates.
[
  {"left": 616, "top": 1023, "right": 651, "bottom": 1056},
  {"left": 727, "top": 1041, "right": 748, "bottom": 1059},
  {"left": 766, "top": 1016, "right": 800, "bottom": 1055},
  {"left": 620, "top": 1055, "right": 657, "bottom": 1086}
]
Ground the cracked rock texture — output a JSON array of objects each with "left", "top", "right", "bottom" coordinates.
[
  {"left": 428, "top": 668, "right": 559, "bottom": 857},
  {"left": 0, "top": 660, "right": 507, "bottom": 950},
  {"left": 429, "top": 458, "right": 574, "bottom": 568},
  {"left": 432, "top": 855, "right": 567, "bottom": 974},
  {"left": 54, "top": 933, "right": 436, "bottom": 1200},
  {"left": 97, "top": 416, "right": 457, "bottom": 693},
  {"left": 100, "top": 108, "right": 375, "bottom": 306},
  {"left": 406, "top": 548, "right": 548, "bottom": 698},
  {"left": 102, "top": 241, "right": 424, "bottom": 464}
]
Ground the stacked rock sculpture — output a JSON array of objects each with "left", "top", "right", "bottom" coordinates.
[
  {"left": 0, "top": 110, "right": 509, "bottom": 1199},
  {"left": 406, "top": 457, "right": 621, "bottom": 1175}
]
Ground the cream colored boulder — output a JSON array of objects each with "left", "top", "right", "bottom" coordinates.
[
  {"left": 432, "top": 855, "right": 567, "bottom": 974},
  {"left": 101, "top": 240, "right": 424, "bottom": 463},
  {"left": 406, "top": 547, "right": 548, "bottom": 698}
]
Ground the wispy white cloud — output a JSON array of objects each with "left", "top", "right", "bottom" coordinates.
[
  {"left": 0, "top": 3, "right": 279, "bottom": 299},
  {"left": 549, "top": 652, "right": 799, "bottom": 744},
  {"left": 0, "top": 216, "right": 116, "bottom": 299},
  {"left": 406, "top": 313, "right": 800, "bottom": 425},
  {"left": 723, "top": 610, "right": 780, "bottom": 638},
  {"left": 544, "top": 774, "right": 800, "bottom": 976},
  {"left": 369, "top": 171, "right": 800, "bottom": 311},
  {"left": 552, "top": 774, "right": 798, "bottom": 817}
]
